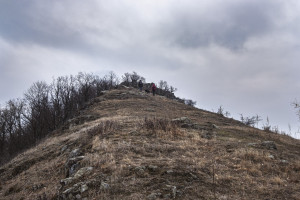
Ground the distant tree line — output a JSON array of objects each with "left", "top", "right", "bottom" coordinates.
[{"left": 0, "top": 71, "right": 195, "bottom": 165}]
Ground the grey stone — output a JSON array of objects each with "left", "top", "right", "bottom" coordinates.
[
  {"left": 212, "top": 124, "right": 219, "bottom": 129},
  {"left": 191, "top": 124, "right": 201, "bottom": 129},
  {"left": 100, "top": 181, "right": 110, "bottom": 190},
  {"left": 61, "top": 145, "right": 69, "bottom": 153},
  {"left": 172, "top": 117, "right": 191, "bottom": 124},
  {"left": 80, "top": 184, "right": 88, "bottom": 193},
  {"left": 172, "top": 186, "right": 177, "bottom": 198},
  {"left": 189, "top": 172, "right": 198, "bottom": 179},
  {"left": 166, "top": 170, "right": 173, "bottom": 174},
  {"left": 69, "top": 156, "right": 85, "bottom": 163},
  {"left": 248, "top": 143, "right": 259, "bottom": 147},
  {"left": 147, "top": 192, "right": 161, "bottom": 200},
  {"left": 76, "top": 194, "right": 81, "bottom": 199},
  {"left": 181, "top": 123, "right": 192, "bottom": 128},
  {"left": 129, "top": 131, "right": 139, "bottom": 135},
  {"left": 74, "top": 167, "right": 93, "bottom": 179},
  {"left": 69, "top": 149, "right": 82, "bottom": 158},
  {"left": 68, "top": 193, "right": 74, "bottom": 199},
  {"left": 148, "top": 165, "right": 158, "bottom": 172},
  {"left": 63, "top": 187, "right": 74, "bottom": 195},
  {"left": 280, "top": 160, "right": 289, "bottom": 164},
  {"left": 261, "top": 141, "right": 277, "bottom": 150},
  {"left": 268, "top": 155, "right": 275, "bottom": 159},
  {"left": 135, "top": 166, "right": 146, "bottom": 175},
  {"left": 66, "top": 156, "right": 85, "bottom": 177},
  {"left": 201, "top": 131, "right": 216, "bottom": 139},
  {"left": 60, "top": 177, "right": 75, "bottom": 186},
  {"left": 145, "top": 108, "right": 155, "bottom": 112}
]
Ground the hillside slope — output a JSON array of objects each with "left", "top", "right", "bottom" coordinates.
[{"left": 0, "top": 87, "right": 299, "bottom": 200}]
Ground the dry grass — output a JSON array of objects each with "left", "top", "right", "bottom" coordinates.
[
  {"left": 1, "top": 88, "right": 300, "bottom": 200},
  {"left": 141, "top": 117, "right": 184, "bottom": 139},
  {"left": 87, "top": 120, "right": 117, "bottom": 137}
]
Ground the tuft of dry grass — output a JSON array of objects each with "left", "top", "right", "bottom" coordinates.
[
  {"left": 234, "top": 148, "right": 271, "bottom": 163},
  {"left": 141, "top": 117, "right": 184, "bottom": 138},
  {"left": 87, "top": 120, "right": 117, "bottom": 137}
]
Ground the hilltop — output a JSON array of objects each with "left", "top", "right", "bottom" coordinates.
[{"left": 0, "top": 87, "right": 299, "bottom": 200}]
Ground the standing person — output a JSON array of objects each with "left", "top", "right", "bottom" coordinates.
[
  {"left": 138, "top": 80, "right": 143, "bottom": 92},
  {"left": 151, "top": 83, "right": 156, "bottom": 96}
]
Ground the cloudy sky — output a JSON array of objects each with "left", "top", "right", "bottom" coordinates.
[{"left": 1, "top": 0, "right": 300, "bottom": 138}]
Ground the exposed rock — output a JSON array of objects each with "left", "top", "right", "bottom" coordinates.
[
  {"left": 261, "top": 141, "right": 277, "bottom": 150},
  {"left": 60, "top": 177, "right": 75, "bottom": 186},
  {"left": 145, "top": 108, "right": 155, "bottom": 112},
  {"left": 247, "top": 143, "right": 258, "bottom": 148},
  {"left": 69, "top": 149, "right": 82, "bottom": 158},
  {"left": 225, "top": 144, "right": 235, "bottom": 153},
  {"left": 61, "top": 167, "right": 93, "bottom": 186},
  {"left": 148, "top": 165, "right": 158, "bottom": 172},
  {"left": 191, "top": 124, "right": 202, "bottom": 129},
  {"left": 212, "top": 124, "right": 219, "bottom": 129},
  {"left": 61, "top": 145, "right": 69, "bottom": 153},
  {"left": 172, "top": 117, "right": 191, "bottom": 124},
  {"left": 172, "top": 186, "right": 177, "bottom": 199},
  {"left": 80, "top": 184, "right": 88, "bottom": 193},
  {"left": 280, "top": 160, "right": 289, "bottom": 164},
  {"left": 100, "top": 181, "right": 110, "bottom": 190},
  {"left": 32, "top": 183, "right": 44, "bottom": 191},
  {"left": 69, "top": 156, "right": 85, "bottom": 163},
  {"left": 166, "top": 170, "right": 174, "bottom": 174},
  {"left": 129, "top": 130, "right": 139, "bottom": 135},
  {"left": 201, "top": 131, "right": 216, "bottom": 139},
  {"left": 147, "top": 192, "right": 161, "bottom": 200},
  {"left": 248, "top": 141, "right": 277, "bottom": 150},
  {"left": 74, "top": 167, "right": 93, "bottom": 179},
  {"left": 65, "top": 152, "right": 85, "bottom": 177},
  {"left": 189, "top": 172, "right": 198, "bottom": 180},
  {"left": 135, "top": 166, "right": 146, "bottom": 176},
  {"left": 181, "top": 123, "right": 192, "bottom": 128},
  {"left": 61, "top": 181, "right": 91, "bottom": 199},
  {"left": 268, "top": 155, "right": 275, "bottom": 159}
]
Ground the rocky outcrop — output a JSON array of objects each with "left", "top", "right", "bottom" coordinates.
[{"left": 248, "top": 141, "right": 277, "bottom": 150}]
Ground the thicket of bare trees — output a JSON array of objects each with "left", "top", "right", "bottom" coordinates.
[{"left": 0, "top": 72, "right": 119, "bottom": 164}]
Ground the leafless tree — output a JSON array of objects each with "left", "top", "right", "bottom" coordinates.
[{"left": 122, "top": 72, "right": 131, "bottom": 86}]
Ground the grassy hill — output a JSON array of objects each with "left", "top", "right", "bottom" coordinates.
[{"left": 0, "top": 87, "right": 299, "bottom": 200}]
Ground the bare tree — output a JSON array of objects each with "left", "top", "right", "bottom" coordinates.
[
  {"left": 24, "top": 81, "right": 51, "bottom": 141},
  {"left": 240, "top": 114, "right": 261, "bottom": 127},
  {"left": 106, "top": 71, "right": 119, "bottom": 89},
  {"left": 130, "top": 71, "right": 140, "bottom": 86},
  {"left": 170, "top": 86, "right": 177, "bottom": 93},
  {"left": 122, "top": 72, "right": 131, "bottom": 86}
]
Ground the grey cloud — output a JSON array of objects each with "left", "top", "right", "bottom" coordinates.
[
  {"left": 0, "top": 1, "right": 103, "bottom": 51},
  {"left": 162, "top": 0, "right": 282, "bottom": 49}
]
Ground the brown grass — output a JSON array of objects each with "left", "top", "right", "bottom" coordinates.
[{"left": 1, "top": 88, "right": 300, "bottom": 200}]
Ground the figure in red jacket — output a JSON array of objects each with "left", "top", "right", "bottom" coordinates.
[{"left": 151, "top": 83, "right": 156, "bottom": 96}]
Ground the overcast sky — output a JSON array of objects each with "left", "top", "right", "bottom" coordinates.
[{"left": 1, "top": 0, "right": 300, "bottom": 138}]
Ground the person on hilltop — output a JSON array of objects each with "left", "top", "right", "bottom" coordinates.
[
  {"left": 138, "top": 80, "right": 143, "bottom": 92},
  {"left": 151, "top": 83, "right": 157, "bottom": 96}
]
